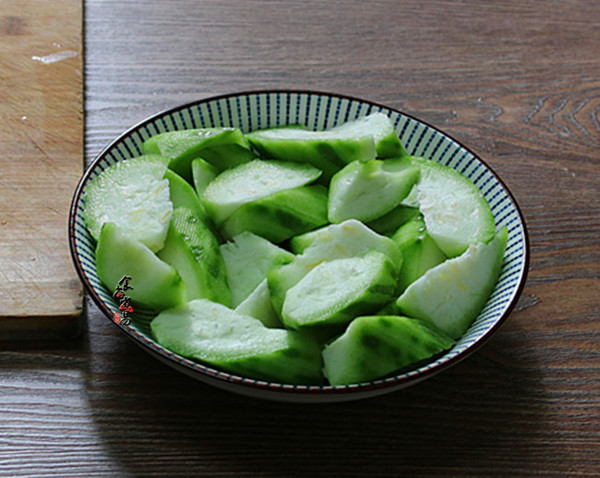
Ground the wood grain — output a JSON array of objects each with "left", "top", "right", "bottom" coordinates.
[
  {"left": 0, "top": 0, "right": 598, "bottom": 476},
  {"left": 0, "top": 0, "right": 83, "bottom": 339}
]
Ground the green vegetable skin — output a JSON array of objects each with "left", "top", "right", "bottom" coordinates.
[
  {"left": 203, "top": 159, "right": 322, "bottom": 225},
  {"left": 244, "top": 113, "right": 406, "bottom": 183},
  {"left": 151, "top": 299, "right": 324, "bottom": 384},
  {"left": 157, "top": 207, "right": 231, "bottom": 307},
  {"left": 245, "top": 127, "right": 375, "bottom": 183},
  {"left": 164, "top": 169, "right": 212, "bottom": 224},
  {"left": 392, "top": 215, "right": 448, "bottom": 292},
  {"left": 96, "top": 222, "right": 186, "bottom": 311},
  {"left": 141, "top": 128, "right": 256, "bottom": 181},
  {"left": 366, "top": 205, "right": 420, "bottom": 236},
  {"left": 328, "top": 157, "right": 420, "bottom": 223},
  {"left": 191, "top": 157, "right": 218, "bottom": 197},
  {"left": 218, "top": 185, "right": 329, "bottom": 243},
  {"left": 323, "top": 315, "right": 454, "bottom": 386},
  {"left": 330, "top": 112, "right": 407, "bottom": 158},
  {"left": 85, "top": 111, "right": 507, "bottom": 386}
]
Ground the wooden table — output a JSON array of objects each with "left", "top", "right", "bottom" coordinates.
[{"left": 1, "top": 0, "right": 599, "bottom": 476}]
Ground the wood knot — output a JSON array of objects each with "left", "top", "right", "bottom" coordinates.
[{"left": 1, "top": 16, "right": 26, "bottom": 36}]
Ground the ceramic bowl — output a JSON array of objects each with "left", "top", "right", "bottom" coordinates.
[{"left": 69, "top": 90, "right": 529, "bottom": 402}]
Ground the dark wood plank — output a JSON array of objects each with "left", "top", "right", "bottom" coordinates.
[{"left": 0, "top": 0, "right": 598, "bottom": 475}]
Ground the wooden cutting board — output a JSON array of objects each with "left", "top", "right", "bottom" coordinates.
[{"left": 0, "top": 1, "right": 83, "bottom": 340}]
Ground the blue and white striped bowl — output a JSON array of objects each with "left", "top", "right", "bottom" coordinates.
[{"left": 69, "top": 91, "right": 529, "bottom": 402}]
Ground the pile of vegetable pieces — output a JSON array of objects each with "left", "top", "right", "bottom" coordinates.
[{"left": 84, "top": 113, "right": 506, "bottom": 385}]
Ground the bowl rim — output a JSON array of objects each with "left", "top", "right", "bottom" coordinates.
[{"left": 69, "top": 89, "right": 530, "bottom": 401}]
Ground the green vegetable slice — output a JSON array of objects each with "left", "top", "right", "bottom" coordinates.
[
  {"left": 330, "top": 112, "right": 407, "bottom": 158},
  {"left": 328, "top": 157, "right": 420, "bottom": 223},
  {"left": 220, "top": 231, "right": 293, "bottom": 307},
  {"left": 396, "top": 227, "right": 508, "bottom": 338},
  {"left": 271, "top": 219, "right": 402, "bottom": 314},
  {"left": 191, "top": 157, "right": 218, "bottom": 197},
  {"left": 96, "top": 222, "right": 186, "bottom": 311},
  {"left": 245, "top": 126, "right": 376, "bottom": 182},
  {"left": 157, "top": 207, "right": 231, "bottom": 306},
  {"left": 391, "top": 215, "right": 447, "bottom": 291},
  {"left": 151, "top": 299, "right": 324, "bottom": 384},
  {"left": 84, "top": 155, "right": 172, "bottom": 252},
  {"left": 203, "top": 159, "right": 322, "bottom": 225},
  {"left": 407, "top": 156, "right": 496, "bottom": 257},
  {"left": 218, "top": 185, "right": 328, "bottom": 243},
  {"left": 164, "top": 169, "right": 209, "bottom": 219},
  {"left": 281, "top": 251, "right": 397, "bottom": 329},
  {"left": 235, "top": 279, "right": 282, "bottom": 329},
  {"left": 322, "top": 315, "right": 454, "bottom": 385},
  {"left": 141, "top": 128, "right": 256, "bottom": 181},
  {"left": 270, "top": 220, "right": 402, "bottom": 316},
  {"left": 289, "top": 219, "right": 403, "bottom": 268},
  {"left": 366, "top": 205, "right": 420, "bottom": 236}
]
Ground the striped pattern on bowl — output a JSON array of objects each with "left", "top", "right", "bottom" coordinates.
[{"left": 70, "top": 91, "right": 529, "bottom": 402}]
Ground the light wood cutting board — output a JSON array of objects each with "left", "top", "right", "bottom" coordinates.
[{"left": 0, "top": 1, "right": 83, "bottom": 340}]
